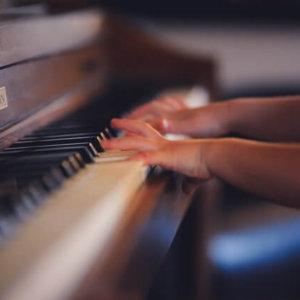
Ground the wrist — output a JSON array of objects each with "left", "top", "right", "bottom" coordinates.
[
  {"left": 193, "top": 101, "right": 235, "bottom": 138},
  {"left": 224, "top": 98, "right": 248, "bottom": 136},
  {"left": 202, "top": 138, "right": 236, "bottom": 178},
  {"left": 201, "top": 139, "right": 216, "bottom": 178},
  {"left": 198, "top": 138, "right": 221, "bottom": 179},
  {"left": 219, "top": 100, "right": 235, "bottom": 136}
]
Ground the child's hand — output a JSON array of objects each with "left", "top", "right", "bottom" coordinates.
[
  {"left": 127, "top": 97, "right": 187, "bottom": 121},
  {"left": 103, "top": 119, "right": 213, "bottom": 181},
  {"left": 127, "top": 97, "right": 231, "bottom": 138},
  {"left": 151, "top": 103, "right": 230, "bottom": 138}
]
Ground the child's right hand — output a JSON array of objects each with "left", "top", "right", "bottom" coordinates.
[{"left": 127, "top": 97, "right": 231, "bottom": 138}]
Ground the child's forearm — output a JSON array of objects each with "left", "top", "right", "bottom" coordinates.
[
  {"left": 204, "top": 138, "right": 300, "bottom": 206},
  {"left": 151, "top": 96, "right": 300, "bottom": 141},
  {"left": 227, "top": 96, "right": 300, "bottom": 142}
]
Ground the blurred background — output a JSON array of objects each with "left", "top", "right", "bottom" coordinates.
[
  {"left": 1, "top": 1, "right": 300, "bottom": 299},
  {"left": 2, "top": 0, "right": 300, "bottom": 99}
]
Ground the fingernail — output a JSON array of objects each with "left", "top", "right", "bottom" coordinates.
[{"left": 161, "top": 118, "right": 169, "bottom": 130}]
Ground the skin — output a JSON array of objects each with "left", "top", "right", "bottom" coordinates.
[
  {"left": 127, "top": 96, "right": 188, "bottom": 120},
  {"left": 102, "top": 118, "right": 300, "bottom": 207},
  {"left": 127, "top": 95, "right": 300, "bottom": 142}
]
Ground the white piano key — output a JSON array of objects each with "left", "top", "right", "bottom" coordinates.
[{"left": 0, "top": 160, "right": 147, "bottom": 300}]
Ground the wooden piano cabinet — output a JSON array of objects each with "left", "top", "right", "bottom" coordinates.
[
  {"left": 0, "top": 9, "right": 102, "bottom": 67},
  {"left": 0, "top": 9, "right": 218, "bottom": 300}
]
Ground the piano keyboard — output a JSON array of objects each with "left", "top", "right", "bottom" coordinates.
[
  {"left": 0, "top": 98, "right": 149, "bottom": 299},
  {"left": 0, "top": 85, "right": 208, "bottom": 246},
  {"left": 0, "top": 99, "right": 141, "bottom": 245}
]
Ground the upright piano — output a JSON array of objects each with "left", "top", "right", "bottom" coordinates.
[{"left": 0, "top": 7, "right": 217, "bottom": 300}]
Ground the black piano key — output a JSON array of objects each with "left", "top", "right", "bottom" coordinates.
[
  {"left": 34, "top": 127, "right": 101, "bottom": 135},
  {"left": 0, "top": 215, "right": 19, "bottom": 241},
  {"left": 24, "top": 181, "right": 48, "bottom": 204},
  {"left": 22, "top": 133, "right": 101, "bottom": 142},
  {"left": 60, "top": 160, "right": 76, "bottom": 178},
  {"left": 104, "top": 127, "right": 117, "bottom": 139},
  {"left": 0, "top": 94, "right": 118, "bottom": 245},
  {"left": 40, "top": 174, "right": 61, "bottom": 192},
  {"left": 13, "top": 136, "right": 103, "bottom": 152},
  {"left": 5, "top": 142, "right": 99, "bottom": 155},
  {"left": 0, "top": 147, "right": 95, "bottom": 163},
  {"left": 73, "top": 152, "right": 86, "bottom": 168},
  {"left": 0, "top": 152, "right": 84, "bottom": 163},
  {"left": 0, "top": 155, "right": 82, "bottom": 177}
]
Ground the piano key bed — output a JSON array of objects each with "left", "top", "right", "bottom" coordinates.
[
  {"left": 0, "top": 9, "right": 216, "bottom": 300},
  {"left": 0, "top": 97, "right": 143, "bottom": 297},
  {"left": 0, "top": 100, "right": 120, "bottom": 244}
]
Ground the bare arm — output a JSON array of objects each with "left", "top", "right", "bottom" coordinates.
[
  {"left": 205, "top": 138, "right": 300, "bottom": 206},
  {"left": 226, "top": 96, "right": 300, "bottom": 142}
]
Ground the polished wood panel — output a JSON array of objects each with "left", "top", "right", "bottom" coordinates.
[
  {"left": 0, "top": 9, "right": 103, "bottom": 67},
  {"left": 102, "top": 14, "right": 217, "bottom": 100}
]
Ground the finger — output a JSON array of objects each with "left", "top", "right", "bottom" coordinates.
[
  {"left": 111, "top": 118, "right": 162, "bottom": 139},
  {"left": 127, "top": 145, "right": 201, "bottom": 179},
  {"left": 137, "top": 147, "right": 199, "bottom": 178},
  {"left": 101, "top": 136, "right": 159, "bottom": 152},
  {"left": 127, "top": 100, "right": 174, "bottom": 120},
  {"left": 162, "top": 97, "right": 187, "bottom": 110},
  {"left": 124, "top": 131, "right": 140, "bottom": 137},
  {"left": 144, "top": 117, "right": 163, "bottom": 132}
]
